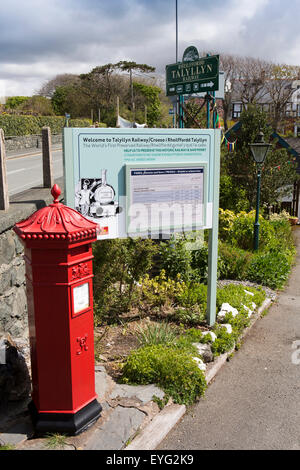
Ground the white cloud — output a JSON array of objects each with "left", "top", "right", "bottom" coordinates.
[{"left": 1, "top": 0, "right": 300, "bottom": 96}]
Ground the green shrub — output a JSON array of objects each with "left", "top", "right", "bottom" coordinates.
[
  {"left": 0, "top": 114, "right": 93, "bottom": 136},
  {"left": 230, "top": 211, "right": 275, "bottom": 251},
  {"left": 219, "top": 174, "right": 249, "bottom": 212},
  {"left": 0, "top": 114, "right": 40, "bottom": 135},
  {"left": 157, "top": 235, "right": 194, "bottom": 282},
  {"left": 93, "top": 238, "right": 158, "bottom": 323},
  {"left": 247, "top": 250, "right": 294, "bottom": 289},
  {"left": 190, "top": 244, "right": 209, "bottom": 282},
  {"left": 121, "top": 344, "right": 207, "bottom": 405},
  {"left": 218, "top": 208, "right": 236, "bottom": 241},
  {"left": 216, "top": 284, "right": 266, "bottom": 311},
  {"left": 211, "top": 324, "right": 235, "bottom": 355},
  {"left": 218, "top": 242, "right": 253, "bottom": 280},
  {"left": 69, "top": 118, "right": 94, "bottom": 127},
  {"left": 175, "top": 282, "right": 207, "bottom": 307},
  {"left": 172, "top": 306, "right": 206, "bottom": 325},
  {"left": 37, "top": 116, "right": 65, "bottom": 133},
  {"left": 267, "top": 213, "right": 294, "bottom": 251}
]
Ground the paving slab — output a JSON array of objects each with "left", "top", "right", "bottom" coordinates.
[{"left": 84, "top": 405, "right": 145, "bottom": 450}]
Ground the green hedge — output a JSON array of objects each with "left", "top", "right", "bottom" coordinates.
[{"left": 0, "top": 114, "right": 93, "bottom": 136}]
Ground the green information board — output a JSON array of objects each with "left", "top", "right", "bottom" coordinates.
[{"left": 63, "top": 127, "right": 220, "bottom": 324}]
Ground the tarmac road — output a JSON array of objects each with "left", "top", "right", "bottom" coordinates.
[
  {"left": 6, "top": 147, "right": 63, "bottom": 196},
  {"left": 159, "top": 228, "right": 300, "bottom": 450}
]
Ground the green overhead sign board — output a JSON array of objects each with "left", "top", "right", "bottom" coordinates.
[{"left": 166, "top": 53, "right": 219, "bottom": 96}]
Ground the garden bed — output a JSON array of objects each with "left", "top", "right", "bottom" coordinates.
[{"left": 91, "top": 210, "right": 296, "bottom": 407}]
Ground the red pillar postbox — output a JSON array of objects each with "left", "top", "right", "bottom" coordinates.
[{"left": 14, "top": 184, "right": 102, "bottom": 435}]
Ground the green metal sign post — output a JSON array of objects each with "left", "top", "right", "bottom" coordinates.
[{"left": 165, "top": 47, "right": 220, "bottom": 325}]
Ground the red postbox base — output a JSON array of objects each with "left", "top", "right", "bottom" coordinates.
[{"left": 29, "top": 399, "right": 102, "bottom": 436}]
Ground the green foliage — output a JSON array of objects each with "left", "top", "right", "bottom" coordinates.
[
  {"left": 136, "top": 322, "right": 179, "bottom": 347},
  {"left": 121, "top": 344, "right": 207, "bottom": 405},
  {"left": 216, "top": 284, "right": 266, "bottom": 311},
  {"left": 230, "top": 211, "right": 275, "bottom": 251},
  {"left": 172, "top": 306, "right": 206, "bottom": 325},
  {"left": 19, "top": 95, "right": 55, "bottom": 116},
  {"left": 0, "top": 114, "right": 91, "bottom": 136},
  {"left": 93, "top": 238, "right": 158, "bottom": 322},
  {"left": 5, "top": 96, "right": 29, "bottom": 109},
  {"left": 138, "top": 270, "right": 186, "bottom": 308},
  {"left": 158, "top": 235, "right": 194, "bottom": 282},
  {"left": 69, "top": 118, "right": 93, "bottom": 127},
  {"left": 211, "top": 324, "right": 235, "bottom": 356},
  {"left": 218, "top": 208, "right": 295, "bottom": 288},
  {"left": 218, "top": 242, "right": 253, "bottom": 280},
  {"left": 224, "top": 105, "right": 298, "bottom": 208},
  {"left": 133, "top": 82, "right": 162, "bottom": 126},
  {"left": 175, "top": 282, "right": 207, "bottom": 308},
  {"left": 219, "top": 174, "right": 249, "bottom": 212},
  {"left": 0, "top": 114, "right": 40, "bottom": 135},
  {"left": 247, "top": 249, "right": 294, "bottom": 289}
]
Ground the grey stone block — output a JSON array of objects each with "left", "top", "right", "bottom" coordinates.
[
  {"left": 86, "top": 406, "right": 145, "bottom": 450},
  {"left": 109, "top": 383, "right": 165, "bottom": 404},
  {"left": 0, "top": 231, "right": 16, "bottom": 265}
]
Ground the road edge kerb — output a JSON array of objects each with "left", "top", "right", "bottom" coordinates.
[{"left": 125, "top": 296, "right": 273, "bottom": 451}]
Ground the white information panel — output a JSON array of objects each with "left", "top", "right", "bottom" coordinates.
[
  {"left": 126, "top": 163, "right": 207, "bottom": 234},
  {"left": 73, "top": 282, "right": 90, "bottom": 314}
]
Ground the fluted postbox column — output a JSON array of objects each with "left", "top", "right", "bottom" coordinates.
[{"left": 14, "top": 184, "right": 102, "bottom": 435}]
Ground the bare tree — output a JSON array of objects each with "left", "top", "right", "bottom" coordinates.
[{"left": 38, "top": 74, "right": 80, "bottom": 98}]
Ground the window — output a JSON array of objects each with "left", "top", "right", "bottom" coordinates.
[{"left": 232, "top": 102, "right": 242, "bottom": 119}]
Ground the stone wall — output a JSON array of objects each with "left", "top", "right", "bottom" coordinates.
[
  {"left": 0, "top": 229, "right": 26, "bottom": 337},
  {"left": 5, "top": 134, "right": 62, "bottom": 153},
  {"left": 0, "top": 178, "right": 64, "bottom": 339}
]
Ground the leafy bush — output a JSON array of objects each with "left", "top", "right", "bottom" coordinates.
[
  {"left": 219, "top": 174, "right": 249, "bottom": 212},
  {"left": 216, "top": 284, "right": 266, "bottom": 311},
  {"left": 157, "top": 235, "right": 194, "bottom": 282},
  {"left": 230, "top": 211, "right": 275, "bottom": 251},
  {"left": 0, "top": 114, "right": 40, "bottom": 135},
  {"left": 211, "top": 324, "right": 236, "bottom": 355},
  {"left": 0, "top": 114, "right": 92, "bottom": 136},
  {"left": 69, "top": 118, "right": 94, "bottom": 127},
  {"left": 218, "top": 242, "right": 253, "bottom": 280},
  {"left": 172, "top": 306, "right": 206, "bottom": 325},
  {"left": 247, "top": 249, "right": 294, "bottom": 289},
  {"left": 175, "top": 282, "right": 207, "bottom": 308},
  {"left": 218, "top": 208, "right": 236, "bottom": 241},
  {"left": 93, "top": 238, "right": 157, "bottom": 322},
  {"left": 138, "top": 270, "right": 186, "bottom": 308},
  {"left": 121, "top": 344, "right": 207, "bottom": 405}
]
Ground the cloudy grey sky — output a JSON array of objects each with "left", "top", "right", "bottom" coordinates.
[{"left": 1, "top": 0, "right": 300, "bottom": 97}]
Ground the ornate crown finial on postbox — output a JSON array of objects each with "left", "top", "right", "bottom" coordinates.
[
  {"left": 14, "top": 184, "right": 99, "bottom": 242},
  {"left": 51, "top": 184, "right": 61, "bottom": 203}
]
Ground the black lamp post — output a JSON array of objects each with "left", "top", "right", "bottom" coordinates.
[{"left": 249, "top": 130, "right": 272, "bottom": 251}]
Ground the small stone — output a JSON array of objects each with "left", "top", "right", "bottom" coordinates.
[
  {"left": 217, "top": 303, "right": 238, "bottom": 320},
  {"left": 202, "top": 331, "right": 217, "bottom": 342},
  {"left": 192, "top": 357, "right": 206, "bottom": 371},
  {"left": 192, "top": 343, "right": 214, "bottom": 363},
  {"left": 242, "top": 304, "right": 253, "bottom": 317},
  {"left": 220, "top": 324, "right": 232, "bottom": 334},
  {"left": 244, "top": 289, "right": 254, "bottom": 296}
]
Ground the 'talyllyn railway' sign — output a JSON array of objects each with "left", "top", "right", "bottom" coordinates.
[{"left": 166, "top": 47, "right": 219, "bottom": 96}]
